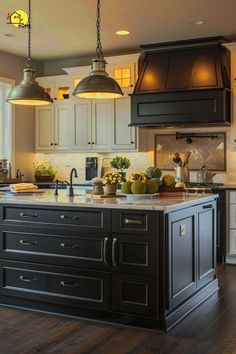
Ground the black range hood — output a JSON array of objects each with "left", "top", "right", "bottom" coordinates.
[{"left": 130, "top": 37, "right": 231, "bottom": 127}]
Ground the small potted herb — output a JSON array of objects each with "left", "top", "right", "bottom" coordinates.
[
  {"left": 103, "top": 172, "right": 124, "bottom": 195},
  {"left": 33, "top": 162, "right": 57, "bottom": 182},
  {"left": 110, "top": 156, "right": 131, "bottom": 179}
]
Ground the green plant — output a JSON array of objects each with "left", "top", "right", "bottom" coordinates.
[
  {"left": 110, "top": 156, "right": 131, "bottom": 172},
  {"left": 33, "top": 161, "right": 57, "bottom": 176},
  {"left": 103, "top": 172, "right": 124, "bottom": 185}
]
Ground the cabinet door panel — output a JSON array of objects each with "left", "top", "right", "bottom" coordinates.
[
  {"left": 230, "top": 204, "right": 236, "bottom": 228},
  {"left": 112, "top": 234, "right": 156, "bottom": 275},
  {"left": 112, "top": 273, "right": 156, "bottom": 316},
  {"left": 113, "top": 98, "right": 136, "bottom": 150},
  {"left": 74, "top": 100, "right": 92, "bottom": 150},
  {"left": 35, "top": 106, "right": 54, "bottom": 151},
  {"left": 54, "top": 104, "right": 73, "bottom": 151},
  {"left": 92, "top": 100, "right": 113, "bottom": 150},
  {"left": 197, "top": 203, "right": 216, "bottom": 288},
  {"left": 167, "top": 208, "right": 197, "bottom": 310}
]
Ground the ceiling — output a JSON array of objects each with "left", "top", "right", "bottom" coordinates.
[{"left": 0, "top": 0, "right": 236, "bottom": 60}]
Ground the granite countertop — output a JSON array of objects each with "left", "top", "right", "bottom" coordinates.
[{"left": 0, "top": 189, "right": 217, "bottom": 212}]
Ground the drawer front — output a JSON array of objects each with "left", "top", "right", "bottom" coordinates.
[
  {"left": 112, "top": 210, "right": 157, "bottom": 235},
  {"left": 111, "top": 234, "right": 156, "bottom": 275},
  {"left": 0, "top": 261, "right": 110, "bottom": 310},
  {"left": 230, "top": 191, "right": 236, "bottom": 204},
  {"left": 1, "top": 206, "right": 109, "bottom": 232},
  {"left": 0, "top": 227, "right": 110, "bottom": 270},
  {"left": 112, "top": 273, "right": 156, "bottom": 317}
]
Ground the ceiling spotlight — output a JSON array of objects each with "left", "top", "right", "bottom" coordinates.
[
  {"left": 116, "top": 30, "right": 130, "bottom": 35},
  {"left": 191, "top": 20, "right": 204, "bottom": 25}
]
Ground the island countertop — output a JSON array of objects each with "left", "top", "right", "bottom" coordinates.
[{"left": 0, "top": 190, "right": 218, "bottom": 212}]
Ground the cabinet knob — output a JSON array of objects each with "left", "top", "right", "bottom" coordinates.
[
  {"left": 54, "top": 143, "right": 58, "bottom": 146},
  {"left": 131, "top": 141, "right": 135, "bottom": 144},
  {"left": 88, "top": 142, "right": 91, "bottom": 145},
  {"left": 124, "top": 218, "right": 142, "bottom": 225},
  {"left": 19, "top": 275, "right": 38, "bottom": 283},
  {"left": 20, "top": 212, "right": 38, "bottom": 218},
  {"left": 92, "top": 142, "right": 95, "bottom": 145},
  {"left": 60, "top": 280, "right": 79, "bottom": 288},
  {"left": 60, "top": 242, "right": 79, "bottom": 249},
  {"left": 20, "top": 240, "right": 38, "bottom": 246},
  {"left": 203, "top": 204, "right": 213, "bottom": 209}
]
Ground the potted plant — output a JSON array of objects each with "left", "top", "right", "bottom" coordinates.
[
  {"left": 33, "top": 161, "right": 57, "bottom": 182},
  {"left": 102, "top": 172, "right": 124, "bottom": 195},
  {"left": 110, "top": 156, "right": 131, "bottom": 179}
]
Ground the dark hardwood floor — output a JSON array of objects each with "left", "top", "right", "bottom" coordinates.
[{"left": 0, "top": 264, "right": 236, "bottom": 354}]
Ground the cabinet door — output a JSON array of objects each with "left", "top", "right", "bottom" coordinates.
[
  {"left": 112, "top": 273, "right": 156, "bottom": 316},
  {"left": 73, "top": 100, "right": 92, "bottom": 150},
  {"left": 35, "top": 106, "right": 55, "bottom": 151},
  {"left": 111, "top": 234, "right": 156, "bottom": 275},
  {"left": 167, "top": 208, "right": 197, "bottom": 310},
  {"left": 91, "top": 100, "right": 114, "bottom": 151},
  {"left": 54, "top": 103, "right": 73, "bottom": 151},
  {"left": 230, "top": 204, "right": 236, "bottom": 228},
  {"left": 112, "top": 97, "right": 137, "bottom": 150},
  {"left": 197, "top": 202, "right": 216, "bottom": 288}
]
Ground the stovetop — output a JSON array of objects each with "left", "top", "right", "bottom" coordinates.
[{"left": 185, "top": 182, "right": 224, "bottom": 194}]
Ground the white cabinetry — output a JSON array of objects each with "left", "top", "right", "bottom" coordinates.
[
  {"left": 227, "top": 191, "right": 236, "bottom": 260},
  {"left": 35, "top": 54, "right": 143, "bottom": 153}
]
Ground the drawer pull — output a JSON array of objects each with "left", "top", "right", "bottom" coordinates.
[
  {"left": 103, "top": 237, "right": 109, "bottom": 265},
  {"left": 124, "top": 218, "right": 142, "bottom": 225},
  {"left": 19, "top": 275, "right": 38, "bottom": 283},
  {"left": 20, "top": 212, "right": 38, "bottom": 218},
  {"left": 60, "top": 215, "right": 80, "bottom": 221},
  {"left": 203, "top": 204, "right": 213, "bottom": 209},
  {"left": 112, "top": 238, "right": 117, "bottom": 267},
  {"left": 60, "top": 242, "right": 79, "bottom": 249},
  {"left": 60, "top": 280, "right": 79, "bottom": 288},
  {"left": 19, "top": 240, "right": 38, "bottom": 246}
]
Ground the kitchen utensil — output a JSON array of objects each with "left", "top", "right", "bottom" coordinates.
[{"left": 175, "top": 166, "right": 189, "bottom": 182}]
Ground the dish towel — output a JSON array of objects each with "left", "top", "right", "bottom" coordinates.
[{"left": 10, "top": 183, "right": 38, "bottom": 193}]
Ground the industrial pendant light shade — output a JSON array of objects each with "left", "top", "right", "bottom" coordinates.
[
  {"left": 73, "top": 0, "right": 123, "bottom": 99},
  {"left": 6, "top": 0, "right": 53, "bottom": 106}
]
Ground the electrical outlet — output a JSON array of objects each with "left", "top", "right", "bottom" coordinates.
[{"left": 180, "top": 224, "right": 186, "bottom": 237}]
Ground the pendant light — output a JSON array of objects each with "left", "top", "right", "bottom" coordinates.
[
  {"left": 73, "top": 0, "right": 123, "bottom": 99},
  {"left": 6, "top": 0, "right": 53, "bottom": 106}
]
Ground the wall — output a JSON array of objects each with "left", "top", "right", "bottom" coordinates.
[{"left": 0, "top": 50, "right": 44, "bottom": 180}]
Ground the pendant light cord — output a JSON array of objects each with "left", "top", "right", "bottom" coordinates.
[
  {"left": 27, "top": 0, "right": 32, "bottom": 68},
  {"left": 96, "top": 0, "right": 104, "bottom": 59}
]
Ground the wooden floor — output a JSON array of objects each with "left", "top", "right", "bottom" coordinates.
[{"left": 0, "top": 264, "right": 236, "bottom": 354}]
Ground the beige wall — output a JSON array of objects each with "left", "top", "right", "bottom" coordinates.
[{"left": 0, "top": 50, "right": 44, "bottom": 180}]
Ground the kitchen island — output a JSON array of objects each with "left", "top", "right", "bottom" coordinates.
[{"left": 0, "top": 191, "right": 218, "bottom": 331}]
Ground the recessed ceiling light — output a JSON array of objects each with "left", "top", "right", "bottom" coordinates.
[
  {"left": 116, "top": 30, "right": 130, "bottom": 36},
  {"left": 4, "top": 33, "right": 16, "bottom": 37},
  {"left": 191, "top": 20, "right": 204, "bottom": 25}
]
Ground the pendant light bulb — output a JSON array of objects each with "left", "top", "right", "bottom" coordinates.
[
  {"left": 73, "top": 0, "right": 123, "bottom": 99},
  {"left": 6, "top": 0, "right": 53, "bottom": 106}
]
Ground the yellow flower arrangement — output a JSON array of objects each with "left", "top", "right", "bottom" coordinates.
[{"left": 103, "top": 171, "right": 124, "bottom": 185}]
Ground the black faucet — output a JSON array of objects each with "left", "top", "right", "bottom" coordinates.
[
  {"left": 69, "top": 168, "right": 78, "bottom": 197},
  {"left": 54, "top": 180, "right": 70, "bottom": 196}
]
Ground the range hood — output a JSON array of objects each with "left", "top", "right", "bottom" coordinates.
[{"left": 131, "top": 37, "right": 231, "bottom": 127}]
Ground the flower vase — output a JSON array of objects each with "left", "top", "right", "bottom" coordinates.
[{"left": 104, "top": 183, "right": 117, "bottom": 195}]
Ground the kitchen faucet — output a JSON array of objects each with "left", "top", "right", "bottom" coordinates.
[{"left": 69, "top": 168, "right": 78, "bottom": 197}]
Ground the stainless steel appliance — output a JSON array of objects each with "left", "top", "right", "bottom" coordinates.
[{"left": 85, "top": 157, "right": 98, "bottom": 181}]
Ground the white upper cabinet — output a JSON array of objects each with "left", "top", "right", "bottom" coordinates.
[
  {"left": 35, "top": 106, "right": 54, "bottom": 151},
  {"left": 35, "top": 54, "right": 144, "bottom": 153},
  {"left": 92, "top": 100, "right": 114, "bottom": 151},
  {"left": 74, "top": 99, "right": 92, "bottom": 150},
  {"left": 112, "top": 97, "right": 136, "bottom": 150},
  {"left": 54, "top": 103, "right": 73, "bottom": 151}
]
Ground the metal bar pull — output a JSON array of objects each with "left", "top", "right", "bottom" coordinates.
[
  {"left": 103, "top": 237, "right": 109, "bottom": 265},
  {"left": 112, "top": 238, "right": 117, "bottom": 267},
  {"left": 19, "top": 275, "right": 38, "bottom": 283},
  {"left": 60, "top": 280, "right": 79, "bottom": 288},
  {"left": 124, "top": 218, "right": 142, "bottom": 225},
  {"left": 60, "top": 243, "right": 79, "bottom": 249},
  {"left": 19, "top": 240, "right": 38, "bottom": 246},
  {"left": 203, "top": 204, "right": 213, "bottom": 209},
  {"left": 20, "top": 212, "right": 38, "bottom": 218},
  {"left": 60, "top": 215, "right": 80, "bottom": 221}
]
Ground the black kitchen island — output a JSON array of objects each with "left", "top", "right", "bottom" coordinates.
[{"left": 0, "top": 191, "right": 218, "bottom": 331}]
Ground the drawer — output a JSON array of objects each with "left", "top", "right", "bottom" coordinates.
[
  {"left": 230, "top": 191, "right": 236, "bottom": 204},
  {"left": 230, "top": 204, "right": 236, "bottom": 228},
  {"left": 1, "top": 206, "right": 109, "bottom": 232},
  {"left": 112, "top": 273, "right": 156, "bottom": 317},
  {"left": 111, "top": 234, "right": 157, "bottom": 275},
  {"left": 0, "top": 260, "right": 110, "bottom": 311},
  {"left": 0, "top": 227, "right": 110, "bottom": 270},
  {"left": 111, "top": 210, "right": 157, "bottom": 235}
]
